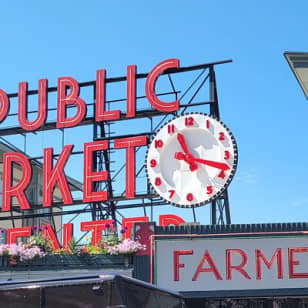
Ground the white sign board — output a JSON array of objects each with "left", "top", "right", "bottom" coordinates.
[{"left": 154, "top": 235, "right": 308, "bottom": 293}]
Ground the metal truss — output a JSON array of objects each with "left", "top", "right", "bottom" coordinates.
[{"left": 0, "top": 59, "right": 233, "bottom": 232}]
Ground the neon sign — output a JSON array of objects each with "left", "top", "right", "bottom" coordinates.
[
  {"left": 5, "top": 214, "right": 184, "bottom": 247},
  {"left": 0, "top": 59, "right": 180, "bottom": 212}
]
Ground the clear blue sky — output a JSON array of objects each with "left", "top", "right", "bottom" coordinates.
[{"left": 0, "top": 1, "right": 307, "bottom": 227}]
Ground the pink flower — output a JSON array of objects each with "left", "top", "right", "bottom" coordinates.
[
  {"left": 0, "top": 243, "right": 44, "bottom": 261},
  {"left": 107, "top": 239, "right": 146, "bottom": 255}
]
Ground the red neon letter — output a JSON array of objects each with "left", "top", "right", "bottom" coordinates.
[
  {"left": 7, "top": 227, "right": 31, "bottom": 244},
  {"left": 121, "top": 216, "right": 148, "bottom": 240},
  {"left": 57, "top": 77, "right": 86, "bottom": 128},
  {"left": 145, "top": 59, "right": 179, "bottom": 112},
  {"left": 80, "top": 219, "right": 113, "bottom": 246},
  {"left": 226, "top": 249, "right": 251, "bottom": 280},
  {"left": 95, "top": 69, "right": 120, "bottom": 122},
  {"left": 0, "top": 89, "right": 9, "bottom": 123},
  {"left": 159, "top": 214, "right": 185, "bottom": 227},
  {"left": 255, "top": 248, "right": 283, "bottom": 280},
  {"left": 2, "top": 152, "right": 32, "bottom": 211},
  {"left": 126, "top": 65, "right": 136, "bottom": 118},
  {"left": 192, "top": 250, "right": 222, "bottom": 281},
  {"left": 43, "top": 145, "right": 73, "bottom": 207},
  {"left": 83, "top": 141, "right": 108, "bottom": 202},
  {"left": 289, "top": 247, "right": 308, "bottom": 278},
  {"left": 63, "top": 223, "right": 73, "bottom": 249},
  {"left": 41, "top": 224, "right": 60, "bottom": 250},
  {"left": 114, "top": 136, "right": 147, "bottom": 198},
  {"left": 18, "top": 79, "right": 47, "bottom": 131},
  {"left": 173, "top": 250, "right": 193, "bottom": 281}
]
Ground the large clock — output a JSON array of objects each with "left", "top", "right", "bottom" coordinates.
[{"left": 145, "top": 113, "right": 238, "bottom": 208}]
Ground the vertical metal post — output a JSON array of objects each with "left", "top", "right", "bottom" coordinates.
[
  {"left": 99, "top": 122, "right": 117, "bottom": 223},
  {"left": 209, "top": 66, "right": 219, "bottom": 118},
  {"left": 91, "top": 86, "right": 99, "bottom": 221},
  {"left": 91, "top": 84, "right": 117, "bottom": 222},
  {"left": 209, "top": 66, "right": 217, "bottom": 224},
  {"left": 40, "top": 288, "right": 46, "bottom": 308},
  {"left": 209, "top": 66, "right": 231, "bottom": 225},
  {"left": 223, "top": 190, "right": 231, "bottom": 224},
  {"left": 91, "top": 122, "right": 98, "bottom": 221}
]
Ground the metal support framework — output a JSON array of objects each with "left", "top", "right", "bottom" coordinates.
[
  {"left": 92, "top": 122, "right": 117, "bottom": 223},
  {"left": 209, "top": 67, "right": 231, "bottom": 225},
  {"left": 91, "top": 61, "right": 232, "bottom": 225},
  {"left": 0, "top": 59, "right": 233, "bottom": 230}
]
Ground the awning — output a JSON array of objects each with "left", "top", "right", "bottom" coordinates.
[{"left": 0, "top": 274, "right": 186, "bottom": 308}]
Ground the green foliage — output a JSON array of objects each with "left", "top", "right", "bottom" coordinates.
[
  {"left": 51, "top": 237, "right": 80, "bottom": 255},
  {"left": 52, "top": 248, "right": 71, "bottom": 255},
  {"left": 101, "top": 233, "right": 119, "bottom": 247},
  {"left": 27, "top": 233, "right": 53, "bottom": 253},
  {"left": 67, "top": 237, "right": 78, "bottom": 254},
  {"left": 24, "top": 228, "right": 138, "bottom": 257},
  {"left": 80, "top": 241, "right": 110, "bottom": 255}
]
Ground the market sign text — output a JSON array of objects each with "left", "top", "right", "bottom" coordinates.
[
  {"left": 5, "top": 214, "right": 184, "bottom": 248},
  {"left": 0, "top": 59, "right": 180, "bottom": 212},
  {"left": 154, "top": 236, "right": 308, "bottom": 293}
]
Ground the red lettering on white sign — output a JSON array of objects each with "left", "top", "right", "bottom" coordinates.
[
  {"left": 255, "top": 248, "right": 283, "bottom": 279},
  {"left": 192, "top": 250, "right": 222, "bottom": 281},
  {"left": 173, "top": 250, "right": 193, "bottom": 281},
  {"left": 289, "top": 247, "right": 308, "bottom": 278},
  {"left": 226, "top": 249, "right": 251, "bottom": 280}
]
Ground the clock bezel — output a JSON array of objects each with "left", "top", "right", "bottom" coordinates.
[{"left": 145, "top": 112, "right": 238, "bottom": 208}]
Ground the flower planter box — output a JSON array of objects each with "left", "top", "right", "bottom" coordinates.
[{"left": 0, "top": 254, "right": 134, "bottom": 271}]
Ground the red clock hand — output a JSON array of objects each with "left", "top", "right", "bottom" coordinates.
[
  {"left": 177, "top": 133, "right": 189, "bottom": 154},
  {"left": 175, "top": 133, "right": 198, "bottom": 171},
  {"left": 192, "top": 157, "right": 230, "bottom": 171},
  {"left": 174, "top": 152, "right": 198, "bottom": 171}
]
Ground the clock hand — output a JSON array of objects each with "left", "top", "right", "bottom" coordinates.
[
  {"left": 174, "top": 152, "right": 198, "bottom": 171},
  {"left": 191, "top": 157, "right": 230, "bottom": 171},
  {"left": 174, "top": 152, "right": 185, "bottom": 160},
  {"left": 177, "top": 133, "right": 190, "bottom": 154},
  {"left": 176, "top": 133, "right": 198, "bottom": 171}
]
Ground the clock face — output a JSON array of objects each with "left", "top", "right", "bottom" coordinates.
[{"left": 145, "top": 113, "right": 238, "bottom": 208}]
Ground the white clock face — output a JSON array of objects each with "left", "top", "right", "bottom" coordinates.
[{"left": 145, "top": 113, "right": 238, "bottom": 208}]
